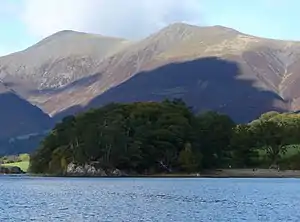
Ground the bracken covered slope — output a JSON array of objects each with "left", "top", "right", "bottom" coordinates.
[{"left": 1, "top": 23, "right": 300, "bottom": 124}]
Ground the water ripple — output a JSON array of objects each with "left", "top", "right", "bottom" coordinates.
[{"left": 1, "top": 177, "right": 300, "bottom": 221}]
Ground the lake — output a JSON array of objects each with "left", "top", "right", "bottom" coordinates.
[{"left": 1, "top": 176, "right": 300, "bottom": 221}]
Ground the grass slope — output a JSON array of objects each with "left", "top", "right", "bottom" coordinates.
[{"left": 1, "top": 161, "right": 30, "bottom": 172}]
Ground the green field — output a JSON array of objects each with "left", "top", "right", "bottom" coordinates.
[
  {"left": 0, "top": 153, "right": 30, "bottom": 172},
  {"left": 1, "top": 161, "right": 30, "bottom": 172}
]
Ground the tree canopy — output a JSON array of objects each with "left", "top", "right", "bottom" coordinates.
[{"left": 29, "top": 102, "right": 300, "bottom": 175}]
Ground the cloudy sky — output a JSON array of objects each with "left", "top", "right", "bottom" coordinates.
[{"left": 0, "top": 0, "right": 299, "bottom": 55}]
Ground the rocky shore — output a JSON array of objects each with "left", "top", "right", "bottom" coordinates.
[
  {"left": 65, "top": 162, "right": 128, "bottom": 177},
  {"left": 65, "top": 163, "right": 300, "bottom": 178}
]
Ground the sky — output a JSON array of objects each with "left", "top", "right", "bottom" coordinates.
[{"left": 0, "top": 0, "right": 299, "bottom": 56}]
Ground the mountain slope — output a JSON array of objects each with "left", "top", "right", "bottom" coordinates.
[
  {"left": 2, "top": 23, "right": 300, "bottom": 123},
  {"left": 0, "top": 82, "right": 53, "bottom": 140},
  {"left": 26, "top": 24, "right": 246, "bottom": 115},
  {"left": 0, "top": 30, "right": 130, "bottom": 93},
  {"left": 57, "top": 57, "right": 287, "bottom": 123}
]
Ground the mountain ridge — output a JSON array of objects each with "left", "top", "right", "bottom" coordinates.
[{"left": 2, "top": 23, "right": 300, "bottom": 127}]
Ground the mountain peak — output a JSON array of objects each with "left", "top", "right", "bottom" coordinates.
[
  {"left": 32, "top": 30, "right": 91, "bottom": 47},
  {"left": 51, "top": 29, "right": 81, "bottom": 35},
  {"left": 211, "top": 25, "right": 235, "bottom": 30},
  {"left": 161, "top": 22, "right": 202, "bottom": 33},
  {"left": 160, "top": 23, "right": 241, "bottom": 36},
  {"left": 165, "top": 22, "right": 198, "bottom": 29}
]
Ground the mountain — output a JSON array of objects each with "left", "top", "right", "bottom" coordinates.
[
  {"left": 0, "top": 30, "right": 130, "bottom": 89},
  {"left": 1, "top": 23, "right": 300, "bottom": 124}
]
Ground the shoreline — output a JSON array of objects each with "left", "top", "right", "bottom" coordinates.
[
  {"left": 199, "top": 169, "right": 300, "bottom": 178},
  {"left": 10, "top": 169, "right": 300, "bottom": 178}
]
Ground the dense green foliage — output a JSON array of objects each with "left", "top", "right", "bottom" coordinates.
[{"left": 29, "top": 100, "right": 300, "bottom": 175}]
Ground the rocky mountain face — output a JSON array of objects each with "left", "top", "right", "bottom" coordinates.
[{"left": 1, "top": 23, "right": 300, "bottom": 147}]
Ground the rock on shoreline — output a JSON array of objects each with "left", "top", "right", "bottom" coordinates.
[{"left": 66, "top": 162, "right": 127, "bottom": 177}]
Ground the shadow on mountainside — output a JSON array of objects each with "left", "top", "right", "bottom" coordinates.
[
  {"left": 55, "top": 57, "right": 287, "bottom": 123},
  {"left": 0, "top": 91, "right": 54, "bottom": 140}
]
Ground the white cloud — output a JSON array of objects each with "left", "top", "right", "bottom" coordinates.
[{"left": 21, "top": 0, "right": 202, "bottom": 39}]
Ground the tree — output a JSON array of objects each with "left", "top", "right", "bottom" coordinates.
[
  {"left": 29, "top": 100, "right": 200, "bottom": 174},
  {"left": 178, "top": 143, "right": 201, "bottom": 172},
  {"left": 31, "top": 100, "right": 300, "bottom": 175},
  {"left": 249, "top": 113, "right": 300, "bottom": 166},
  {"left": 196, "top": 111, "right": 235, "bottom": 168},
  {"left": 230, "top": 124, "right": 258, "bottom": 167}
]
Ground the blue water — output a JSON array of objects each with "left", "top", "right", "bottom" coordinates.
[{"left": 1, "top": 176, "right": 300, "bottom": 221}]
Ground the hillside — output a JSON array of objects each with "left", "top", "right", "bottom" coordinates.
[
  {"left": 1, "top": 23, "right": 300, "bottom": 124},
  {"left": 0, "top": 82, "right": 53, "bottom": 139},
  {"left": 0, "top": 81, "right": 53, "bottom": 154},
  {"left": 0, "top": 30, "right": 130, "bottom": 89}
]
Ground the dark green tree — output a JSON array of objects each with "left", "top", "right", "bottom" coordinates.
[{"left": 196, "top": 111, "right": 235, "bottom": 168}]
